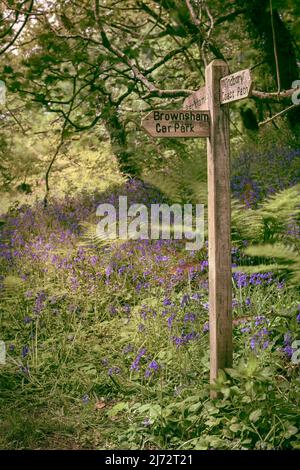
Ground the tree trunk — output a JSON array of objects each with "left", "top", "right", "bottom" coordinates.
[{"left": 103, "top": 107, "right": 140, "bottom": 177}]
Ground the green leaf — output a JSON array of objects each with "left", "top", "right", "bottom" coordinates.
[
  {"left": 249, "top": 409, "right": 262, "bottom": 423},
  {"left": 229, "top": 423, "right": 241, "bottom": 433},
  {"left": 107, "top": 402, "right": 128, "bottom": 417},
  {"left": 283, "top": 424, "right": 298, "bottom": 439}
]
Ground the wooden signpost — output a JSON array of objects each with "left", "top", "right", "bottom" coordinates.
[
  {"left": 141, "top": 110, "right": 210, "bottom": 138},
  {"left": 182, "top": 68, "right": 252, "bottom": 111},
  {"left": 182, "top": 86, "right": 208, "bottom": 111},
  {"left": 141, "top": 60, "right": 252, "bottom": 397},
  {"left": 220, "top": 68, "right": 252, "bottom": 104}
]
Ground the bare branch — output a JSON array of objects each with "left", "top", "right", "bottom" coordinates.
[
  {"left": 251, "top": 86, "right": 300, "bottom": 101},
  {"left": 258, "top": 102, "right": 300, "bottom": 126},
  {"left": 270, "top": 0, "right": 281, "bottom": 93},
  {"left": 0, "top": 0, "right": 34, "bottom": 57},
  {"left": 185, "top": 0, "right": 201, "bottom": 27}
]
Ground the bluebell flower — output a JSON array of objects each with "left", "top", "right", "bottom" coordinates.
[
  {"left": 21, "top": 345, "right": 29, "bottom": 358},
  {"left": 130, "top": 348, "right": 147, "bottom": 371},
  {"left": 122, "top": 344, "right": 134, "bottom": 354},
  {"left": 282, "top": 345, "right": 294, "bottom": 358},
  {"left": 23, "top": 316, "right": 33, "bottom": 324},
  {"left": 105, "top": 265, "right": 113, "bottom": 277},
  {"left": 167, "top": 314, "right": 176, "bottom": 328},
  {"left": 108, "top": 366, "right": 121, "bottom": 376},
  {"left": 82, "top": 394, "right": 89, "bottom": 404},
  {"left": 255, "top": 316, "right": 266, "bottom": 326},
  {"left": 284, "top": 332, "right": 292, "bottom": 346},
  {"left": 123, "top": 304, "right": 131, "bottom": 314},
  {"left": 191, "top": 293, "right": 202, "bottom": 301},
  {"left": 145, "top": 360, "right": 160, "bottom": 378},
  {"left": 250, "top": 337, "right": 257, "bottom": 350},
  {"left": 184, "top": 312, "right": 196, "bottom": 323},
  {"left": 180, "top": 294, "right": 190, "bottom": 308},
  {"left": 241, "top": 326, "right": 251, "bottom": 333}
]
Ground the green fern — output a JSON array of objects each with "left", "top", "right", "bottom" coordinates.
[
  {"left": 242, "top": 243, "right": 300, "bottom": 286},
  {"left": 233, "top": 185, "right": 300, "bottom": 286},
  {"left": 0, "top": 275, "right": 26, "bottom": 299},
  {"left": 232, "top": 184, "right": 300, "bottom": 245}
]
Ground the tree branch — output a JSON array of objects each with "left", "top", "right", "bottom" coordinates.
[
  {"left": 258, "top": 103, "right": 300, "bottom": 126},
  {"left": 0, "top": 0, "right": 34, "bottom": 57},
  {"left": 251, "top": 86, "right": 300, "bottom": 101}
]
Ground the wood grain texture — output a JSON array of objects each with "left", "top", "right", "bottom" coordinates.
[
  {"left": 141, "top": 110, "right": 210, "bottom": 138},
  {"left": 182, "top": 86, "right": 208, "bottom": 111},
  {"left": 220, "top": 69, "right": 252, "bottom": 104},
  {"left": 206, "top": 60, "right": 232, "bottom": 397}
]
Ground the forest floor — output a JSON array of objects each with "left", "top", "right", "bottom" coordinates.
[{"left": 0, "top": 179, "right": 299, "bottom": 450}]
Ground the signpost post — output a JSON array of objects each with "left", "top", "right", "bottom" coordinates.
[
  {"left": 206, "top": 60, "right": 232, "bottom": 398},
  {"left": 141, "top": 60, "right": 252, "bottom": 397}
]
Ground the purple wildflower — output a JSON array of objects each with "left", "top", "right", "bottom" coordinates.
[
  {"left": 33, "top": 291, "right": 46, "bottom": 314},
  {"left": 284, "top": 332, "right": 292, "bottom": 346},
  {"left": 82, "top": 394, "right": 89, "bottom": 404},
  {"left": 180, "top": 294, "right": 190, "bottom": 308},
  {"left": 130, "top": 348, "right": 147, "bottom": 371},
  {"left": 145, "top": 360, "right": 160, "bottom": 378},
  {"left": 167, "top": 314, "right": 176, "bottom": 329},
  {"left": 23, "top": 316, "right": 33, "bottom": 324},
  {"left": 21, "top": 345, "right": 29, "bottom": 358},
  {"left": 109, "top": 306, "right": 117, "bottom": 316},
  {"left": 184, "top": 312, "right": 196, "bottom": 323},
  {"left": 200, "top": 260, "right": 209, "bottom": 271},
  {"left": 108, "top": 366, "right": 121, "bottom": 376},
  {"left": 105, "top": 265, "right": 113, "bottom": 277},
  {"left": 255, "top": 316, "right": 266, "bottom": 326},
  {"left": 241, "top": 326, "right": 251, "bottom": 333},
  {"left": 122, "top": 344, "right": 134, "bottom": 354},
  {"left": 282, "top": 345, "right": 294, "bottom": 358},
  {"left": 191, "top": 293, "right": 202, "bottom": 301}
]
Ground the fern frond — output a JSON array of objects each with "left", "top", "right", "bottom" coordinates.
[
  {"left": 243, "top": 243, "right": 300, "bottom": 286},
  {"left": 0, "top": 275, "right": 25, "bottom": 299}
]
